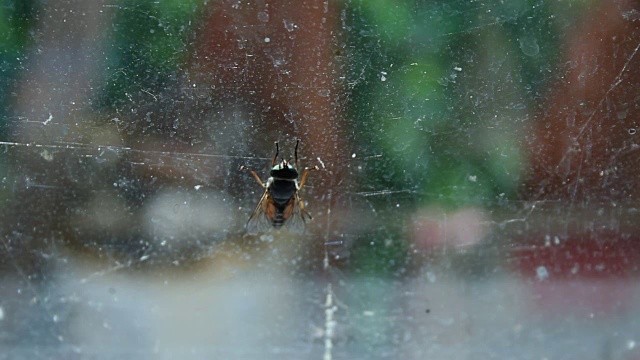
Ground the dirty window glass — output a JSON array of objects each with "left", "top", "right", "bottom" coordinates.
[{"left": 2, "top": 0, "right": 640, "bottom": 358}]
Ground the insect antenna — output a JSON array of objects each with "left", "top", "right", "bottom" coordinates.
[
  {"left": 294, "top": 139, "right": 300, "bottom": 168},
  {"left": 272, "top": 141, "right": 280, "bottom": 166}
]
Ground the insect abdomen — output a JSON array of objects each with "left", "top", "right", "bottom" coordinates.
[
  {"left": 272, "top": 208, "right": 286, "bottom": 227},
  {"left": 266, "top": 197, "right": 296, "bottom": 228}
]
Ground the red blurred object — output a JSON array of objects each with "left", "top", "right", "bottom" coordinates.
[
  {"left": 511, "top": 233, "right": 640, "bottom": 280},
  {"left": 524, "top": 0, "right": 640, "bottom": 202},
  {"left": 190, "top": 1, "right": 346, "bottom": 165},
  {"left": 519, "top": 0, "right": 640, "bottom": 317},
  {"left": 411, "top": 207, "right": 489, "bottom": 251},
  {"left": 510, "top": 231, "right": 640, "bottom": 316}
]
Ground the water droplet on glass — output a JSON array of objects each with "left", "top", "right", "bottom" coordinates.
[{"left": 519, "top": 35, "right": 540, "bottom": 57}]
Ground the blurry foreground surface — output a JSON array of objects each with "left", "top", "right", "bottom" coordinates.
[{"left": 2, "top": 207, "right": 640, "bottom": 360}]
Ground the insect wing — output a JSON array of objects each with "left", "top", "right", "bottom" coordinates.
[
  {"left": 246, "top": 190, "right": 274, "bottom": 235},
  {"left": 282, "top": 193, "right": 312, "bottom": 233}
]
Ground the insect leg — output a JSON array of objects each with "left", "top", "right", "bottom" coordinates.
[
  {"left": 296, "top": 193, "right": 313, "bottom": 220},
  {"left": 240, "top": 166, "right": 266, "bottom": 187},
  {"left": 298, "top": 165, "right": 319, "bottom": 190},
  {"left": 272, "top": 141, "right": 279, "bottom": 166}
]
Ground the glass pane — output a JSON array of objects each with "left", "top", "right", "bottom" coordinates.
[{"left": 1, "top": 0, "right": 639, "bottom": 358}]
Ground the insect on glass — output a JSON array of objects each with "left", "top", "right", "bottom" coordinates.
[{"left": 240, "top": 140, "right": 319, "bottom": 234}]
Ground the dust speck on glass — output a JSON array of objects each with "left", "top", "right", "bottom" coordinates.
[{"left": 1, "top": 0, "right": 639, "bottom": 359}]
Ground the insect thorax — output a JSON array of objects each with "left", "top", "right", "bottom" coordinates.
[
  {"left": 270, "top": 165, "right": 298, "bottom": 180},
  {"left": 268, "top": 177, "right": 297, "bottom": 206}
]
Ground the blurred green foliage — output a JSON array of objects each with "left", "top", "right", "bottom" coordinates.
[
  {"left": 0, "top": 0, "right": 38, "bottom": 202},
  {"left": 343, "top": 0, "right": 581, "bottom": 208},
  {"left": 0, "top": 0, "right": 589, "bottom": 210},
  {"left": 0, "top": 0, "right": 37, "bottom": 121},
  {"left": 97, "top": 1, "right": 202, "bottom": 110},
  {"left": 339, "top": 0, "right": 594, "bottom": 275}
]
